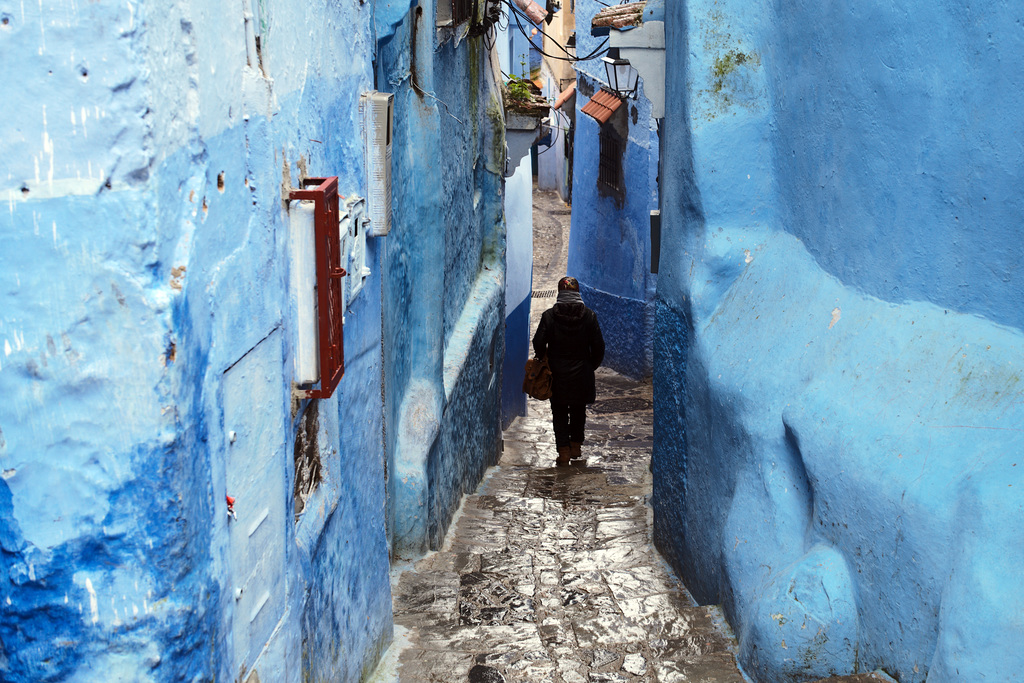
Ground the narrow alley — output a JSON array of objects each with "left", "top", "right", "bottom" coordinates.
[
  {"left": 376, "top": 187, "right": 900, "bottom": 682},
  {"left": 387, "top": 369, "right": 747, "bottom": 682},
  {"left": 3, "top": 2, "right": 1022, "bottom": 681},
  {"left": 374, "top": 188, "right": 741, "bottom": 682}
]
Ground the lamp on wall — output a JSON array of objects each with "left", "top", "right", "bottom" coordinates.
[{"left": 602, "top": 52, "right": 639, "bottom": 99}]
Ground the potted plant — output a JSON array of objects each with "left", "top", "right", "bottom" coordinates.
[{"left": 503, "top": 75, "right": 550, "bottom": 131}]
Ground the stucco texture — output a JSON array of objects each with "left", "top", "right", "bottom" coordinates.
[
  {"left": 654, "top": 1, "right": 1024, "bottom": 681},
  {"left": 566, "top": 0, "right": 661, "bottom": 380},
  {"left": 1, "top": 0, "right": 400, "bottom": 680},
  {"left": 568, "top": 73, "right": 659, "bottom": 379},
  {"left": 380, "top": 7, "right": 507, "bottom": 558}
]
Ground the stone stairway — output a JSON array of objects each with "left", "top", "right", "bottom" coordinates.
[{"left": 388, "top": 370, "right": 747, "bottom": 682}]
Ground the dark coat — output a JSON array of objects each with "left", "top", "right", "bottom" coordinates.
[{"left": 532, "top": 302, "right": 605, "bottom": 405}]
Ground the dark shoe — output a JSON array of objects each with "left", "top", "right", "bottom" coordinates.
[
  {"left": 556, "top": 446, "right": 571, "bottom": 465},
  {"left": 570, "top": 442, "right": 582, "bottom": 460}
]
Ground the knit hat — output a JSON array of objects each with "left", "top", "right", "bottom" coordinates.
[{"left": 557, "top": 276, "right": 580, "bottom": 292}]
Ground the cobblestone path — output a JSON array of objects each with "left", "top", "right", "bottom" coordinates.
[
  {"left": 376, "top": 188, "right": 885, "bottom": 683},
  {"left": 388, "top": 370, "right": 748, "bottom": 682}
]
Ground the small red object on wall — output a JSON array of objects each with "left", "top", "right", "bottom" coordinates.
[{"left": 290, "top": 177, "right": 347, "bottom": 399}]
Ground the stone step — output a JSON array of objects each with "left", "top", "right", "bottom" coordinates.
[{"left": 388, "top": 372, "right": 751, "bottom": 682}]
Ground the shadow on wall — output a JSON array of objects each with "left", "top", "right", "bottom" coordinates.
[
  {"left": 655, "top": 0, "right": 1024, "bottom": 679},
  {"left": 656, "top": 228, "right": 1024, "bottom": 682},
  {"left": 580, "top": 282, "right": 654, "bottom": 381}
]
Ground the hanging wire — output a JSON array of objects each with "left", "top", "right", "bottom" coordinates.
[
  {"left": 535, "top": 114, "right": 562, "bottom": 157},
  {"left": 485, "top": 21, "right": 498, "bottom": 51},
  {"left": 402, "top": 72, "right": 466, "bottom": 125},
  {"left": 506, "top": 0, "right": 575, "bottom": 59},
  {"left": 500, "top": 0, "right": 609, "bottom": 64}
]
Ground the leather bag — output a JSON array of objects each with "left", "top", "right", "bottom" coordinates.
[{"left": 522, "top": 356, "right": 553, "bottom": 400}]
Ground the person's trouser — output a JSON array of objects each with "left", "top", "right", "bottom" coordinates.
[{"left": 550, "top": 401, "right": 586, "bottom": 448}]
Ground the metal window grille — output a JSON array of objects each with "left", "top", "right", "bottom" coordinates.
[
  {"left": 290, "top": 177, "right": 346, "bottom": 399},
  {"left": 598, "top": 129, "right": 623, "bottom": 192},
  {"left": 438, "top": 0, "right": 472, "bottom": 26},
  {"left": 452, "top": 0, "right": 473, "bottom": 24}
]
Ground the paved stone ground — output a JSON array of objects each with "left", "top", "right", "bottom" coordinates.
[
  {"left": 382, "top": 187, "right": 747, "bottom": 682},
  {"left": 373, "top": 186, "right": 892, "bottom": 683},
  {"left": 531, "top": 186, "right": 573, "bottom": 297},
  {"left": 389, "top": 370, "right": 749, "bottom": 682},
  {"left": 530, "top": 186, "right": 573, "bottom": 337}
]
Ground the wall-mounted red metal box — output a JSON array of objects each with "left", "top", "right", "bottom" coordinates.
[{"left": 290, "top": 177, "right": 346, "bottom": 399}]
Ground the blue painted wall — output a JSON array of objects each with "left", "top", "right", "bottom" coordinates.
[
  {"left": 379, "top": 6, "right": 508, "bottom": 557},
  {"left": 654, "top": 1, "right": 1024, "bottom": 681},
  {"left": 501, "top": 158, "right": 531, "bottom": 431},
  {"left": 537, "top": 73, "right": 572, "bottom": 202},
  {"left": 0, "top": 0, "right": 514, "bottom": 679},
  {"left": 771, "top": 2, "right": 1024, "bottom": 328},
  {"left": 499, "top": 21, "right": 533, "bottom": 430},
  {"left": 501, "top": 295, "right": 531, "bottom": 430},
  {"left": 568, "top": 0, "right": 659, "bottom": 379}
]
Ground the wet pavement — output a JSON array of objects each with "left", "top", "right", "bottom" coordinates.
[
  {"left": 372, "top": 187, "right": 886, "bottom": 683},
  {"left": 530, "top": 186, "right": 573, "bottom": 334},
  {"left": 377, "top": 187, "right": 747, "bottom": 682},
  {"left": 388, "top": 370, "right": 749, "bottom": 682},
  {"left": 530, "top": 186, "right": 573, "bottom": 299}
]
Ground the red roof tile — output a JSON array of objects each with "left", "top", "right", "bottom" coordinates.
[
  {"left": 580, "top": 88, "right": 623, "bottom": 124},
  {"left": 553, "top": 82, "right": 576, "bottom": 111}
]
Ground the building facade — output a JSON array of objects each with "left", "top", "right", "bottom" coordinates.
[
  {"left": 653, "top": 1, "right": 1024, "bottom": 680},
  {"left": 566, "top": 0, "right": 660, "bottom": 379},
  {"left": 0, "top": 0, "right": 521, "bottom": 680},
  {"left": 536, "top": 2, "right": 576, "bottom": 203}
]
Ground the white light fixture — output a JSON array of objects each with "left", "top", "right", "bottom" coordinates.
[
  {"left": 602, "top": 54, "right": 640, "bottom": 99},
  {"left": 609, "top": 20, "right": 666, "bottom": 118}
]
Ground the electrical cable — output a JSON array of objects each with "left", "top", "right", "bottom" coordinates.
[
  {"left": 535, "top": 115, "right": 561, "bottom": 157},
  {"left": 408, "top": 73, "right": 466, "bottom": 125},
  {"left": 485, "top": 19, "right": 497, "bottom": 51},
  {"left": 505, "top": 0, "right": 576, "bottom": 59},
  {"left": 501, "top": 0, "right": 609, "bottom": 64},
  {"left": 509, "top": 2, "right": 574, "bottom": 59},
  {"left": 520, "top": 5, "right": 609, "bottom": 61}
]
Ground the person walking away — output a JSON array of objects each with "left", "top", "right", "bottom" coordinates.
[{"left": 532, "top": 277, "right": 605, "bottom": 465}]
